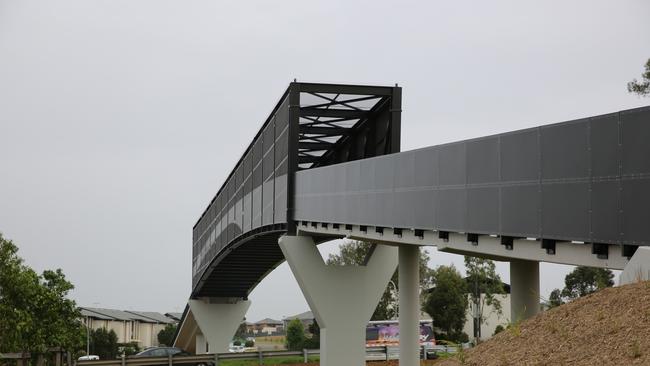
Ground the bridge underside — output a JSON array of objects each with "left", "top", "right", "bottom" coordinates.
[{"left": 195, "top": 231, "right": 286, "bottom": 298}]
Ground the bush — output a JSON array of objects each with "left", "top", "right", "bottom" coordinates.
[
  {"left": 244, "top": 340, "right": 254, "bottom": 347},
  {"left": 285, "top": 319, "right": 305, "bottom": 351},
  {"left": 118, "top": 342, "right": 140, "bottom": 356},
  {"left": 233, "top": 340, "right": 242, "bottom": 346},
  {"left": 493, "top": 325, "right": 505, "bottom": 335}
]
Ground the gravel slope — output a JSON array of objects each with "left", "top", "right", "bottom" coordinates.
[{"left": 435, "top": 281, "right": 650, "bottom": 366}]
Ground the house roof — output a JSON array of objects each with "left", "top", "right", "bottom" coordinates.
[
  {"left": 283, "top": 311, "right": 313, "bottom": 321},
  {"left": 80, "top": 308, "right": 114, "bottom": 320},
  {"left": 81, "top": 307, "right": 159, "bottom": 323},
  {"left": 125, "top": 311, "right": 176, "bottom": 324},
  {"left": 255, "top": 318, "right": 282, "bottom": 325},
  {"left": 165, "top": 312, "right": 183, "bottom": 321}
]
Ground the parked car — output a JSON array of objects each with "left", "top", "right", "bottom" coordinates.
[
  {"left": 133, "top": 347, "right": 190, "bottom": 358},
  {"left": 77, "top": 355, "right": 100, "bottom": 361},
  {"left": 228, "top": 345, "right": 244, "bottom": 353},
  {"left": 132, "top": 347, "right": 212, "bottom": 366}
]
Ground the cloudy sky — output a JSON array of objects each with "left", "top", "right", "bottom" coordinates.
[{"left": 1, "top": 1, "right": 648, "bottom": 322}]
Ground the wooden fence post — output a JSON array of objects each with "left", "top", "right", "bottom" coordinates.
[
  {"left": 213, "top": 353, "right": 219, "bottom": 366},
  {"left": 303, "top": 349, "right": 307, "bottom": 363},
  {"left": 257, "top": 350, "right": 263, "bottom": 365},
  {"left": 121, "top": 354, "right": 125, "bottom": 366}
]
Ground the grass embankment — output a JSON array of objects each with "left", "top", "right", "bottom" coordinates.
[{"left": 435, "top": 281, "right": 650, "bottom": 365}]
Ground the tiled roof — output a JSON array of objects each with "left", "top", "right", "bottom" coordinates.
[
  {"left": 255, "top": 318, "right": 282, "bottom": 325},
  {"left": 125, "top": 311, "right": 176, "bottom": 324},
  {"left": 283, "top": 311, "right": 313, "bottom": 321}
]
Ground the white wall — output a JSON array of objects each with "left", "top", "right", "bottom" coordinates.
[{"left": 462, "top": 294, "right": 511, "bottom": 342}]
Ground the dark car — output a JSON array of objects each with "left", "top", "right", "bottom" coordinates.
[
  {"left": 134, "top": 347, "right": 189, "bottom": 358},
  {"left": 132, "top": 347, "right": 211, "bottom": 366}
]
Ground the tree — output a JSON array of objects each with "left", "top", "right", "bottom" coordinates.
[
  {"left": 303, "top": 320, "right": 320, "bottom": 349},
  {"left": 285, "top": 319, "right": 305, "bottom": 351},
  {"left": 628, "top": 58, "right": 650, "bottom": 97},
  {"left": 90, "top": 328, "right": 118, "bottom": 359},
  {"left": 327, "top": 240, "right": 433, "bottom": 320},
  {"left": 464, "top": 256, "right": 505, "bottom": 341},
  {"left": 548, "top": 288, "right": 564, "bottom": 308},
  {"left": 0, "top": 233, "right": 84, "bottom": 354},
  {"left": 423, "top": 265, "right": 468, "bottom": 342},
  {"left": 157, "top": 324, "right": 177, "bottom": 346},
  {"left": 561, "top": 266, "right": 614, "bottom": 301}
]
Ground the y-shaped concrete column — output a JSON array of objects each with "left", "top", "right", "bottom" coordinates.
[
  {"left": 510, "top": 259, "right": 540, "bottom": 322},
  {"left": 279, "top": 235, "right": 398, "bottom": 366},
  {"left": 188, "top": 298, "right": 251, "bottom": 353}
]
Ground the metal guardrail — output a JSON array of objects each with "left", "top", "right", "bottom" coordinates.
[{"left": 75, "top": 345, "right": 454, "bottom": 366}]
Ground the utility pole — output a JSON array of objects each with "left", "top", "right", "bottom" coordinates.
[{"left": 86, "top": 316, "right": 91, "bottom": 356}]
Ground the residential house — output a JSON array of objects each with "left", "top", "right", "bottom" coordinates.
[
  {"left": 80, "top": 307, "right": 177, "bottom": 348},
  {"left": 254, "top": 318, "right": 283, "bottom": 335},
  {"left": 282, "top": 311, "right": 315, "bottom": 332}
]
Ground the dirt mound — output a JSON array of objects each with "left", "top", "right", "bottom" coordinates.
[{"left": 435, "top": 281, "right": 650, "bottom": 366}]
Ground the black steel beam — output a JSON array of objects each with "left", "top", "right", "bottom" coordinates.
[
  {"left": 296, "top": 82, "right": 393, "bottom": 96},
  {"left": 300, "top": 108, "right": 367, "bottom": 118}
]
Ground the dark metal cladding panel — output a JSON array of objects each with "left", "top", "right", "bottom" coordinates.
[
  {"left": 439, "top": 142, "right": 466, "bottom": 186},
  {"left": 358, "top": 159, "right": 376, "bottom": 224},
  {"left": 621, "top": 108, "right": 650, "bottom": 175},
  {"left": 591, "top": 180, "right": 620, "bottom": 243},
  {"left": 541, "top": 120, "right": 590, "bottom": 179},
  {"left": 467, "top": 187, "right": 499, "bottom": 234},
  {"left": 393, "top": 152, "right": 417, "bottom": 228},
  {"left": 621, "top": 178, "right": 650, "bottom": 245},
  {"left": 541, "top": 182, "right": 590, "bottom": 240},
  {"left": 500, "top": 184, "right": 540, "bottom": 237},
  {"left": 500, "top": 129, "right": 539, "bottom": 182},
  {"left": 345, "top": 161, "right": 361, "bottom": 223},
  {"left": 436, "top": 187, "right": 467, "bottom": 232},
  {"left": 274, "top": 173, "right": 288, "bottom": 223},
  {"left": 375, "top": 155, "right": 395, "bottom": 227},
  {"left": 394, "top": 151, "right": 416, "bottom": 188},
  {"left": 414, "top": 146, "right": 438, "bottom": 188},
  {"left": 590, "top": 113, "right": 620, "bottom": 178},
  {"left": 467, "top": 137, "right": 500, "bottom": 184}
]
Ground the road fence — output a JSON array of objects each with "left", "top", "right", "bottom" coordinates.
[{"left": 75, "top": 345, "right": 451, "bottom": 366}]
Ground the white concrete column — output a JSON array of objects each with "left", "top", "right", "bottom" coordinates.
[
  {"left": 620, "top": 247, "right": 650, "bottom": 285},
  {"left": 510, "top": 259, "right": 540, "bottom": 321},
  {"left": 279, "top": 235, "right": 397, "bottom": 366},
  {"left": 195, "top": 333, "right": 206, "bottom": 354},
  {"left": 188, "top": 298, "right": 251, "bottom": 353},
  {"left": 398, "top": 245, "right": 420, "bottom": 366}
]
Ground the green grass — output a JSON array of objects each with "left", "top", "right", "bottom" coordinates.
[{"left": 220, "top": 355, "right": 319, "bottom": 366}]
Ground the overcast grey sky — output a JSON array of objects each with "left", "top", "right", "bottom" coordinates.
[{"left": 1, "top": 1, "right": 648, "bottom": 322}]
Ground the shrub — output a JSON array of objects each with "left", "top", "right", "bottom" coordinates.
[
  {"left": 285, "top": 319, "right": 305, "bottom": 351},
  {"left": 244, "top": 340, "right": 254, "bottom": 347},
  {"left": 493, "top": 325, "right": 505, "bottom": 335}
]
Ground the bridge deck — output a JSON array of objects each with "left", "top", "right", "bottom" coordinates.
[{"left": 295, "top": 106, "right": 650, "bottom": 246}]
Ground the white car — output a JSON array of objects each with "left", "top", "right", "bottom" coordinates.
[
  {"left": 228, "top": 345, "right": 244, "bottom": 353},
  {"left": 78, "top": 355, "right": 100, "bottom": 361}
]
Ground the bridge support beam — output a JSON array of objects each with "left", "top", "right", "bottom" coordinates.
[
  {"left": 509, "top": 259, "right": 540, "bottom": 322},
  {"left": 279, "top": 235, "right": 397, "bottom": 366},
  {"left": 188, "top": 298, "right": 251, "bottom": 353},
  {"left": 399, "top": 245, "right": 420, "bottom": 366}
]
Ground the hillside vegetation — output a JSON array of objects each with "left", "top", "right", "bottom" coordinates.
[{"left": 436, "top": 281, "right": 650, "bottom": 365}]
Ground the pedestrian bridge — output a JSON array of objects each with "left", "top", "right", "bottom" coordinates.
[{"left": 176, "top": 82, "right": 650, "bottom": 366}]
